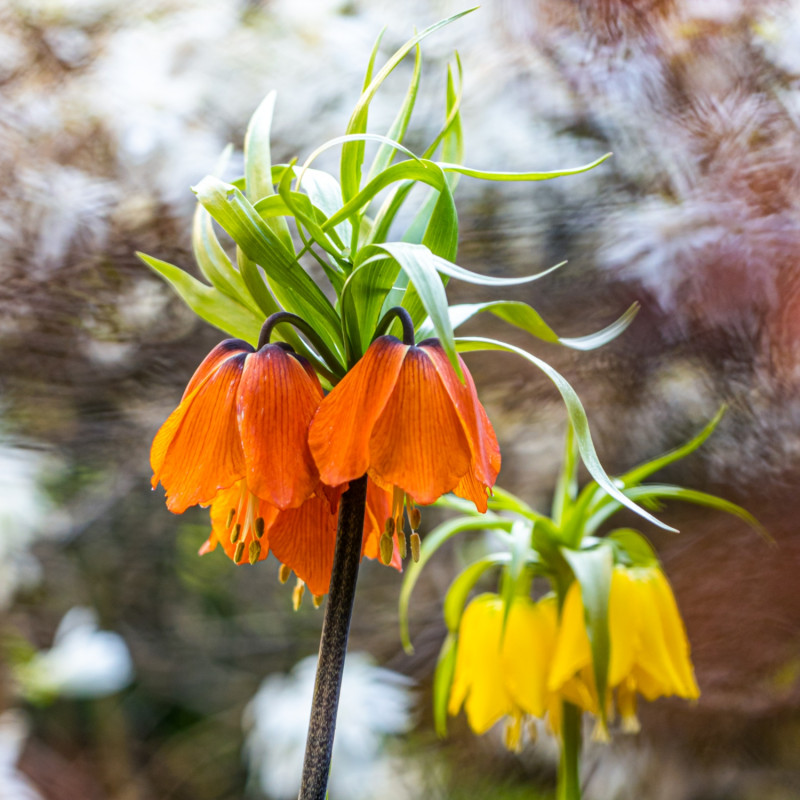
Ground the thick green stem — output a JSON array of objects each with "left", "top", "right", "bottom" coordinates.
[
  {"left": 298, "top": 475, "right": 368, "bottom": 800},
  {"left": 557, "top": 701, "right": 582, "bottom": 800}
]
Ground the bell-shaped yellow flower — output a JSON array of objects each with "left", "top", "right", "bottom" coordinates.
[
  {"left": 448, "top": 593, "right": 558, "bottom": 749},
  {"left": 548, "top": 565, "right": 699, "bottom": 731}
]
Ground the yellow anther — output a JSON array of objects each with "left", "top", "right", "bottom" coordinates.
[
  {"left": 526, "top": 719, "right": 539, "bottom": 745},
  {"left": 379, "top": 532, "right": 394, "bottom": 565},
  {"left": 279, "top": 563, "right": 292, "bottom": 584},
  {"left": 384, "top": 517, "right": 395, "bottom": 536},
  {"left": 312, "top": 594, "right": 323, "bottom": 609},
  {"left": 410, "top": 532, "right": 421, "bottom": 562},
  {"left": 254, "top": 516, "right": 265, "bottom": 538},
  {"left": 234, "top": 541, "right": 245, "bottom": 564},
  {"left": 503, "top": 714, "right": 523, "bottom": 753},
  {"left": 292, "top": 579, "right": 305, "bottom": 611},
  {"left": 248, "top": 540, "right": 261, "bottom": 565},
  {"left": 230, "top": 523, "right": 242, "bottom": 544},
  {"left": 398, "top": 530, "right": 407, "bottom": 559},
  {"left": 226, "top": 508, "right": 236, "bottom": 528},
  {"left": 621, "top": 714, "right": 641, "bottom": 735},
  {"left": 591, "top": 719, "right": 611, "bottom": 743},
  {"left": 409, "top": 507, "right": 421, "bottom": 531}
]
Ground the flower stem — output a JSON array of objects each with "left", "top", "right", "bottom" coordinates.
[
  {"left": 298, "top": 474, "right": 368, "bottom": 800},
  {"left": 557, "top": 701, "right": 582, "bottom": 800}
]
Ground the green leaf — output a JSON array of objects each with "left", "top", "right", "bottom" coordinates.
[
  {"left": 561, "top": 543, "right": 614, "bottom": 726},
  {"left": 365, "top": 44, "right": 422, "bottom": 184},
  {"left": 585, "top": 484, "right": 769, "bottom": 540},
  {"left": 192, "top": 199, "right": 260, "bottom": 313},
  {"left": 137, "top": 252, "right": 263, "bottom": 344},
  {"left": 398, "top": 515, "right": 511, "bottom": 653},
  {"left": 243, "top": 91, "right": 295, "bottom": 252},
  {"left": 551, "top": 423, "right": 579, "bottom": 527},
  {"left": 437, "top": 152, "right": 612, "bottom": 182},
  {"left": 433, "top": 632, "right": 457, "bottom": 738},
  {"left": 193, "top": 176, "right": 344, "bottom": 364},
  {"left": 444, "top": 555, "right": 511, "bottom": 633},
  {"left": 616, "top": 407, "right": 726, "bottom": 489},
  {"left": 340, "top": 8, "right": 477, "bottom": 203},
  {"left": 455, "top": 337, "right": 677, "bottom": 532},
  {"left": 499, "top": 521, "right": 535, "bottom": 638},
  {"left": 607, "top": 528, "right": 659, "bottom": 568},
  {"left": 415, "top": 300, "right": 637, "bottom": 350}
]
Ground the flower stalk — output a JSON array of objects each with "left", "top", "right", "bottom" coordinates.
[
  {"left": 298, "top": 474, "right": 368, "bottom": 800},
  {"left": 558, "top": 701, "right": 582, "bottom": 800}
]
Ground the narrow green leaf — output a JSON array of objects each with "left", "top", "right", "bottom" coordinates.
[
  {"left": 551, "top": 423, "right": 579, "bottom": 527},
  {"left": 437, "top": 152, "right": 612, "bottom": 182},
  {"left": 340, "top": 8, "right": 478, "bottom": 202},
  {"left": 433, "top": 633, "right": 457, "bottom": 738},
  {"left": 365, "top": 44, "right": 422, "bottom": 184},
  {"left": 137, "top": 252, "right": 263, "bottom": 344},
  {"left": 616, "top": 407, "right": 726, "bottom": 489},
  {"left": 561, "top": 543, "right": 614, "bottom": 725},
  {"left": 444, "top": 556, "right": 511, "bottom": 633},
  {"left": 585, "top": 484, "right": 769, "bottom": 540},
  {"left": 398, "top": 516, "right": 511, "bottom": 653},
  {"left": 243, "top": 91, "right": 294, "bottom": 252},
  {"left": 192, "top": 202, "right": 259, "bottom": 313},
  {"left": 455, "top": 337, "right": 677, "bottom": 532}
]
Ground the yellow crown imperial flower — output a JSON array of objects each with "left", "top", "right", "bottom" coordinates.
[
  {"left": 548, "top": 565, "right": 700, "bottom": 732},
  {"left": 448, "top": 593, "right": 559, "bottom": 749}
]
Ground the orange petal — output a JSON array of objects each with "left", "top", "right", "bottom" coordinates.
[
  {"left": 237, "top": 345, "right": 322, "bottom": 510},
  {"left": 423, "top": 342, "right": 501, "bottom": 509},
  {"left": 368, "top": 346, "right": 471, "bottom": 505},
  {"left": 309, "top": 336, "right": 408, "bottom": 486},
  {"left": 182, "top": 339, "right": 254, "bottom": 400},
  {"left": 208, "top": 481, "right": 278, "bottom": 564},
  {"left": 267, "top": 495, "right": 339, "bottom": 596},
  {"left": 151, "top": 354, "right": 247, "bottom": 513}
]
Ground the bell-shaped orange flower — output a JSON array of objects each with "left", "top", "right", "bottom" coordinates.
[
  {"left": 199, "top": 478, "right": 401, "bottom": 596},
  {"left": 308, "top": 336, "right": 500, "bottom": 511},
  {"left": 151, "top": 339, "right": 323, "bottom": 513}
]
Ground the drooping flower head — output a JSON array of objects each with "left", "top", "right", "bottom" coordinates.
[
  {"left": 448, "top": 593, "right": 558, "bottom": 751},
  {"left": 309, "top": 335, "right": 501, "bottom": 516},
  {"left": 151, "top": 338, "right": 323, "bottom": 513},
  {"left": 150, "top": 333, "right": 401, "bottom": 599},
  {"left": 548, "top": 565, "right": 699, "bottom": 732}
]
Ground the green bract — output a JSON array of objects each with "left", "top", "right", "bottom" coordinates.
[{"left": 400, "top": 407, "right": 764, "bottom": 735}]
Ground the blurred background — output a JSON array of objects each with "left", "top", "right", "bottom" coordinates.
[{"left": 2, "top": 0, "right": 800, "bottom": 797}]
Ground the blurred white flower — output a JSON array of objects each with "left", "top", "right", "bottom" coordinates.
[
  {"left": 16, "top": 607, "right": 134, "bottom": 702},
  {"left": 0, "top": 711, "right": 43, "bottom": 800},
  {"left": 0, "top": 446, "right": 55, "bottom": 610},
  {"left": 243, "top": 653, "right": 414, "bottom": 800}
]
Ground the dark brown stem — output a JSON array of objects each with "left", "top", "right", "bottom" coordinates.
[{"left": 298, "top": 474, "right": 368, "bottom": 800}]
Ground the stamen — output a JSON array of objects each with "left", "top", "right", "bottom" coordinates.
[
  {"left": 254, "top": 516, "right": 265, "bottom": 538},
  {"left": 234, "top": 541, "right": 245, "bottom": 563},
  {"left": 398, "top": 530, "right": 407, "bottom": 559},
  {"left": 292, "top": 578, "right": 305, "bottom": 611},
  {"left": 410, "top": 532, "right": 421, "bottom": 562},
  {"left": 279, "top": 563, "right": 292, "bottom": 584},
  {"left": 230, "top": 523, "right": 242, "bottom": 544},
  {"left": 312, "top": 594, "right": 323, "bottom": 609},
  {"left": 503, "top": 713, "right": 523, "bottom": 753},
  {"left": 384, "top": 517, "right": 395, "bottom": 536},
  {"left": 249, "top": 540, "right": 262, "bottom": 564},
  {"left": 379, "top": 533, "right": 394, "bottom": 565},
  {"left": 226, "top": 508, "right": 236, "bottom": 528},
  {"left": 526, "top": 719, "right": 539, "bottom": 745},
  {"left": 409, "top": 506, "right": 421, "bottom": 531}
]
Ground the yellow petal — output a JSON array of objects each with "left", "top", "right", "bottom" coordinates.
[
  {"left": 548, "top": 582, "right": 592, "bottom": 692},
  {"left": 449, "top": 594, "right": 513, "bottom": 734},
  {"left": 504, "top": 596, "right": 558, "bottom": 718}
]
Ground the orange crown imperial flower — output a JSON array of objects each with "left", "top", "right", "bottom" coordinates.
[
  {"left": 308, "top": 329, "right": 500, "bottom": 513},
  {"left": 150, "top": 336, "right": 323, "bottom": 514}
]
